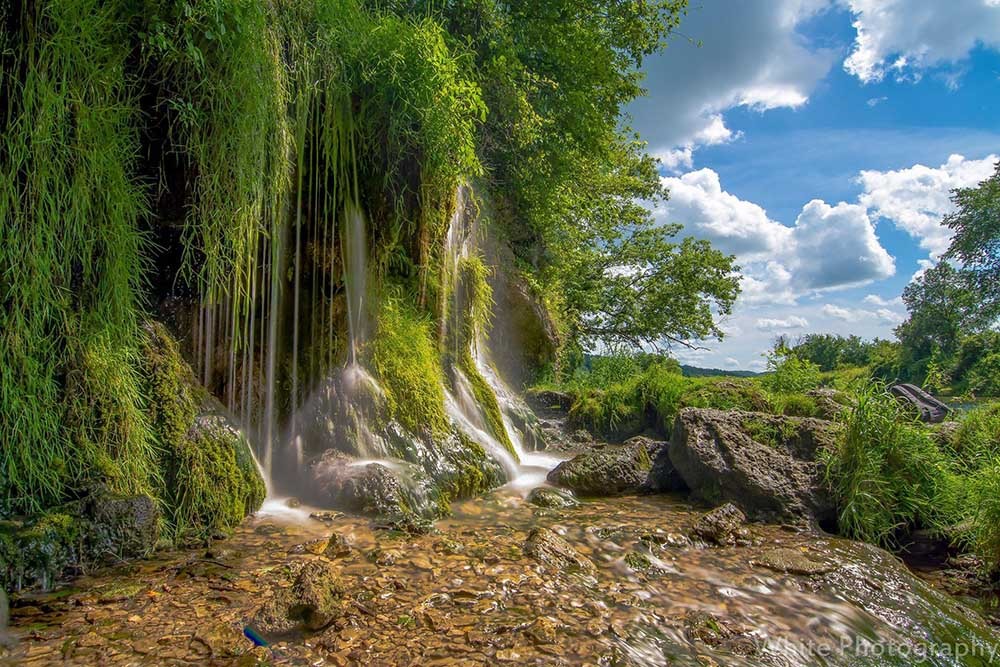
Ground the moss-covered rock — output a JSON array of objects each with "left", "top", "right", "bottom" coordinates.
[
  {"left": 85, "top": 490, "right": 160, "bottom": 560},
  {"left": 0, "top": 513, "right": 80, "bottom": 591},
  {"left": 141, "top": 321, "right": 265, "bottom": 542},
  {"left": 546, "top": 438, "right": 662, "bottom": 496}
]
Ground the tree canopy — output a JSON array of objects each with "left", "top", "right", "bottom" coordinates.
[{"left": 944, "top": 161, "right": 1000, "bottom": 320}]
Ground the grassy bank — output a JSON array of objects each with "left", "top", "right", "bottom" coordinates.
[{"left": 537, "top": 351, "right": 1000, "bottom": 571}]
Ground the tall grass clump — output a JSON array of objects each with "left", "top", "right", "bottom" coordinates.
[
  {"left": 0, "top": 0, "right": 153, "bottom": 514},
  {"left": 824, "top": 381, "right": 962, "bottom": 547}
]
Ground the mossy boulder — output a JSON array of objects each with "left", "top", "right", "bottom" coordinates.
[
  {"left": 85, "top": 489, "right": 160, "bottom": 560},
  {"left": 546, "top": 437, "right": 663, "bottom": 496},
  {"left": 251, "top": 560, "right": 345, "bottom": 638},
  {"left": 307, "top": 450, "right": 434, "bottom": 528},
  {"left": 0, "top": 514, "right": 80, "bottom": 591},
  {"left": 142, "top": 321, "right": 265, "bottom": 541}
]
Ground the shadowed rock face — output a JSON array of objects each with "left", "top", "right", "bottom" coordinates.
[{"left": 664, "top": 408, "right": 841, "bottom": 525}]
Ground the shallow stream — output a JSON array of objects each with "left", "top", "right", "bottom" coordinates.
[{"left": 4, "top": 490, "right": 999, "bottom": 666}]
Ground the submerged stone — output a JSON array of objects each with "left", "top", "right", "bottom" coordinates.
[
  {"left": 752, "top": 547, "right": 836, "bottom": 576},
  {"left": 523, "top": 527, "right": 596, "bottom": 576},
  {"left": 527, "top": 487, "right": 579, "bottom": 508}
]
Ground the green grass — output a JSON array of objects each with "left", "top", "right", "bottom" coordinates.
[{"left": 823, "top": 381, "right": 962, "bottom": 548}]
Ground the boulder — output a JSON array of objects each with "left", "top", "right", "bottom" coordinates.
[
  {"left": 527, "top": 487, "right": 579, "bottom": 509},
  {"left": 690, "top": 503, "right": 749, "bottom": 547},
  {"left": 251, "top": 560, "right": 344, "bottom": 637},
  {"left": 546, "top": 437, "right": 664, "bottom": 496},
  {"left": 86, "top": 491, "right": 160, "bottom": 560},
  {"left": 309, "top": 451, "right": 416, "bottom": 520},
  {"left": 806, "top": 388, "right": 849, "bottom": 421},
  {"left": 523, "top": 527, "right": 596, "bottom": 576},
  {"left": 668, "top": 408, "right": 840, "bottom": 524},
  {"left": 525, "top": 389, "right": 573, "bottom": 413}
]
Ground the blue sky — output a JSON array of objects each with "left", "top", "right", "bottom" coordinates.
[{"left": 627, "top": 0, "right": 1000, "bottom": 370}]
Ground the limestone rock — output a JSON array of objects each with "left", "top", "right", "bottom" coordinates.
[
  {"left": 546, "top": 438, "right": 664, "bottom": 496},
  {"left": 527, "top": 487, "right": 579, "bottom": 509},
  {"left": 668, "top": 408, "right": 840, "bottom": 524},
  {"left": 690, "top": 503, "right": 749, "bottom": 547},
  {"left": 752, "top": 548, "right": 836, "bottom": 576},
  {"left": 86, "top": 491, "right": 160, "bottom": 560},
  {"left": 251, "top": 560, "right": 344, "bottom": 637}
]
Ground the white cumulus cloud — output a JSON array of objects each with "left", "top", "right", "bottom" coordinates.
[
  {"left": 843, "top": 0, "right": 1000, "bottom": 84},
  {"left": 658, "top": 169, "right": 896, "bottom": 299},
  {"left": 630, "top": 0, "right": 835, "bottom": 166},
  {"left": 755, "top": 316, "right": 810, "bottom": 331},
  {"left": 858, "top": 153, "right": 999, "bottom": 256}
]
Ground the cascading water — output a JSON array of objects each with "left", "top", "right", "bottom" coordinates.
[
  {"left": 188, "top": 121, "right": 553, "bottom": 514},
  {"left": 440, "top": 184, "right": 565, "bottom": 494}
]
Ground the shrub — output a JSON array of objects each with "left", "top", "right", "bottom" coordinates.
[
  {"left": 966, "top": 353, "right": 1000, "bottom": 397},
  {"left": 824, "top": 381, "right": 962, "bottom": 547},
  {"left": 966, "top": 463, "right": 1000, "bottom": 570},
  {"left": 950, "top": 402, "right": 1000, "bottom": 471},
  {"left": 762, "top": 350, "right": 822, "bottom": 395}
]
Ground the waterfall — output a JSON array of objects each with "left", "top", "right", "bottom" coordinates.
[{"left": 440, "top": 184, "right": 563, "bottom": 492}]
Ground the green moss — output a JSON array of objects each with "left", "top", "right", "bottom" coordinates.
[
  {"left": 434, "top": 431, "right": 505, "bottom": 513},
  {"left": 0, "top": 513, "right": 81, "bottom": 591},
  {"left": 141, "top": 322, "right": 264, "bottom": 542},
  {"left": 369, "top": 289, "right": 450, "bottom": 438},
  {"left": 168, "top": 418, "right": 266, "bottom": 541}
]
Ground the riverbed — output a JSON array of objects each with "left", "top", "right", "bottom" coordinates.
[{"left": 4, "top": 489, "right": 999, "bottom": 666}]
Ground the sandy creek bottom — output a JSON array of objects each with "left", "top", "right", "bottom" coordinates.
[{"left": 3, "top": 492, "right": 999, "bottom": 666}]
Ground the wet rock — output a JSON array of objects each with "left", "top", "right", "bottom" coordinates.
[
  {"left": 309, "top": 451, "right": 426, "bottom": 523},
  {"left": 527, "top": 487, "right": 579, "bottom": 509},
  {"left": 546, "top": 438, "right": 663, "bottom": 496},
  {"left": 522, "top": 617, "right": 559, "bottom": 644},
  {"left": 324, "top": 534, "right": 352, "bottom": 559},
  {"left": 668, "top": 408, "right": 840, "bottom": 524},
  {"left": 286, "top": 498, "right": 302, "bottom": 509},
  {"left": 690, "top": 503, "right": 749, "bottom": 547},
  {"left": 251, "top": 560, "right": 344, "bottom": 637},
  {"left": 309, "top": 511, "right": 344, "bottom": 524},
  {"left": 752, "top": 547, "right": 836, "bottom": 576},
  {"left": 86, "top": 491, "right": 160, "bottom": 560},
  {"left": 525, "top": 389, "right": 572, "bottom": 413},
  {"left": 142, "top": 321, "right": 266, "bottom": 534},
  {"left": 523, "top": 527, "right": 596, "bottom": 576},
  {"left": 818, "top": 539, "right": 1000, "bottom": 656},
  {"left": 683, "top": 610, "right": 762, "bottom": 657}
]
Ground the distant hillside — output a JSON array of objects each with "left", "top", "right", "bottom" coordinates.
[{"left": 681, "top": 365, "right": 761, "bottom": 378}]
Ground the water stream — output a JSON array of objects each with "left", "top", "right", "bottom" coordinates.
[{"left": 6, "top": 494, "right": 996, "bottom": 666}]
